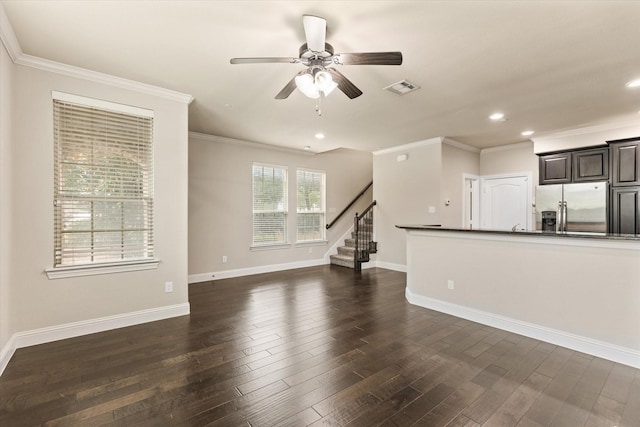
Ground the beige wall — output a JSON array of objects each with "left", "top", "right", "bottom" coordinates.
[
  {"left": 480, "top": 141, "right": 538, "bottom": 180},
  {"left": 188, "top": 134, "right": 373, "bottom": 277},
  {"left": 0, "top": 39, "right": 13, "bottom": 351},
  {"left": 441, "top": 142, "right": 480, "bottom": 228},
  {"left": 372, "top": 139, "right": 443, "bottom": 268},
  {"left": 405, "top": 230, "right": 640, "bottom": 365},
  {"left": 7, "top": 65, "right": 190, "bottom": 334}
]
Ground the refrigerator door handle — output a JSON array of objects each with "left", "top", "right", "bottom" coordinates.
[
  {"left": 562, "top": 201, "right": 568, "bottom": 232},
  {"left": 557, "top": 201, "right": 563, "bottom": 232}
]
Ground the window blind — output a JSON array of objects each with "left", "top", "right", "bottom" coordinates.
[
  {"left": 296, "top": 168, "right": 326, "bottom": 241},
  {"left": 53, "top": 97, "right": 154, "bottom": 267},
  {"left": 252, "top": 163, "right": 288, "bottom": 245}
]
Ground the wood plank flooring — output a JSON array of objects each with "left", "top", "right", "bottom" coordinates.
[{"left": 1, "top": 266, "right": 639, "bottom": 426}]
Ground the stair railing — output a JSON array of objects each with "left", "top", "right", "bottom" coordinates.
[
  {"left": 354, "top": 200, "right": 377, "bottom": 271},
  {"left": 326, "top": 181, "right": 373, "bottom": 230}
]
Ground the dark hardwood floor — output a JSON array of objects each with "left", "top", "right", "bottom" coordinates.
[{"left": 1, "top": 266, "right": 639, "bottom": 426}]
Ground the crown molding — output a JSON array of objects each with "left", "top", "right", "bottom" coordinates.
[
  {"left": 0, "top": 4, "right": 21, "bottom": 61},
  {"left": 0, "top": 4, "right": 193, "bottom": 105},
  {"left": 532, "top": 120, "right": 640, "bottom": 143},
  {"left": 189, "top": 131, "right": 316, "bottom": 156},
  {"left": 480, "top": 140, "right": 533, "bottom": 155},
  {"left": 442, "top": 138, "right": 481, "bottom": 153},
  {"left": 372, "top": 137, "right": 444, "bottom": 156}
]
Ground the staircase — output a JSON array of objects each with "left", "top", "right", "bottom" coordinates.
[{"left": 330, "top": 201, "right": 377, "bottom": 270}]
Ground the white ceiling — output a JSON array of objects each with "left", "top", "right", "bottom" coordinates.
[{"left": 3, "top": 1, "right": 640, "bottom": 153}]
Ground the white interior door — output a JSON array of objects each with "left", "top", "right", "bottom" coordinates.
[{"left": 481, "top": 174, "right": 531, "bottom": 231}]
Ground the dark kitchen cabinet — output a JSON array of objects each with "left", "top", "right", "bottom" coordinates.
[
  {"left": 610, "top": 139, "right": 640, "bottom": 186},
  {"left": 573, "top": 147, "right": 609, "bottom": 182},
  {"left": 539, "top": 152, "right": 571, "bottom": 185},
  {"left": 611, "top": 186, "right": 640, "bottom": 234}
]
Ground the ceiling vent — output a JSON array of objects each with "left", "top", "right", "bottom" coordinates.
[{"left": 384, "top": 80, "right": 420, "bottom": 95}]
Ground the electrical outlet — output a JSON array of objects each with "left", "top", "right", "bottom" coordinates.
[
  {"left": 222, "top": 255, "right": 227, "bottom": 263},
  {"left": 447, "top": 280, "right": 454, "bottom": 290},
  {"left": 308, "top": 247, "right": 313, "bottom": 254},
  {"left": 164, "top": 281, "right": 173, "bottom": 293}
]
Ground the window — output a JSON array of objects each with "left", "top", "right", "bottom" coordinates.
[
  {"left": 296, "top": 168, "right": 326, "bottom": 242},
  {"left": 252, "top": 163, "right": 288, "bottom": 246},
  {"left": 52, "top": 92, "right": 155, "bottom": 272}
]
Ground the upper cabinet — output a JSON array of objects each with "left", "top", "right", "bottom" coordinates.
[
  {"left": 610, "top": 138, "right": 640, "bottom": 186},
  {"left": 539, "top": 147, "right": 608, "bottom": 185},
  {"left": 572, "top": 147, "right": 609, "bottom": 182},
  {"left": 539, "top": 152, "right": 571, "bottom": 184}
]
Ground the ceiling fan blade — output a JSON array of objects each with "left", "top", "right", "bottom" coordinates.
[
  {"left": 303, "top": 15, "right": 326, "bottom": 52},
  {"left": 275, "top": 76, "right": 298, "bottom": 99},
  {"left": 327, "top": 68, "right": 363, "bottom": 99},
  {"left": 230, "top": 57, "right": 300, "bottom": 64},
  {"left": 334, "top": 52, "right": 403, "bottom": 66}
]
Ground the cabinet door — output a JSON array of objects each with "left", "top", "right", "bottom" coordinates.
[
  {"left": 539, "top": 153, "right": 571, "bottom": 185},
  {"left": 611, "top": 187, "right": 640, "bottom": 234},
  {"left": 611, "top": 140, "right": 640, "bottom": 186},
  {"left": 572, "top": 147, "right": 609, "bottom": 182}
]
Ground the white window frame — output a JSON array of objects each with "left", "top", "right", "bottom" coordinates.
[
  {"left": 296, "top": 168, "right": 327, "bottom": 243},
  {"left": 46, "top": 92, "right": 158, "bottom": 279},
  {"left": 251, "top": 162, "right": 290, "bottom": 249}
]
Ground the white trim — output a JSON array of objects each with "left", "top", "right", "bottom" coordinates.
[
  {"left": 46, "top": 259, "right": 160, "bottom": 279},
  {"left": 372, "top": 137, "right": 443, "bottom": 156},
  {"left": 0, "top": 334, "right": 16, "bottom": 377},
  {"left": 188, "top": 258, "right": 327, "bottom": 283},
  {"left": 0, "top": 4, "right": 22, "bottom": 61},
  {"left": 0, "top": 5, "right": 193, "bottom": 105},
  {"left": 294, "top": 240, "right": 328, "bottom": 248},
  {"left": 532, "top": 120, "right": 640, "bottom": 142},
  {"left": 405, "top": 288, "right": 640, "bottom": 369},
  {"left": 189, "top": 132, "right": 316, "bottom": 156},
  {"left": 0, "top": 303, "right": 190, "bottom": 376},
  {"left": 19, "top": 54, "right": 193, "bottom": 104},
  {"left": 250, "top": 243, "right": 292, "bottom": 251},
  {"left": 442, "top": 138, "right": 481, "bottom": 153},
  {"left": 480, "top": 140, "right": 533, "bottom": 154},
  {"left": 407, "top": 228, "right": 640, "bottom": 251},
  {"left": 52, "top": 91, "right": 153, "bottom": 117},
  {"left": 372, "top": 260, "right": 407, "bottom": 272}
]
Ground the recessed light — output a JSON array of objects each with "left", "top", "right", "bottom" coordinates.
[
  {"left": 489, "top": 112, "right": 506, "bottom": 121},
  {"left": 521, "top": 130, "right": 535, "bottom": 136},
  {"left": 625, "top": 79, "right": 640, "bottom": 88},
  {"left": 304, "top": 146, "right": 311, "bottom": 150},
  {"left": 314, "top": 132, "right": 325, "bottom": 140}
]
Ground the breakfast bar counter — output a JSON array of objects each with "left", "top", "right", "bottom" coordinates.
[{"left": 396, "top": 225, "right": 640, "bottom": 368}]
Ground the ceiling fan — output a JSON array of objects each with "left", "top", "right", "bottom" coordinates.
[{"left": 230, "top": 15, "right": 403, "bottom": 100}]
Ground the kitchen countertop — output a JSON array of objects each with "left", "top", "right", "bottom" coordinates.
[{"left": 395, "top": 225, "right": 640, "bottom": 241}]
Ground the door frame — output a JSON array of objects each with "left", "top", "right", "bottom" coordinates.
[
  {"left": 462, "top": 174, "right": 480, "bottom": 229},
  {"left": 480, "top": 172, "right": 533, "bottom": 231}
]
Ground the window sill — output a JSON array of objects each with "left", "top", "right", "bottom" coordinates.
[
  {"left": 250, "top": 243, "right": 292, "bottom": 251},
  {"left": 295, "top": 240, "right": 328, "bottom": 247},
  {"left": 45, "top": 259, "right": 160, "bottom": 279}
]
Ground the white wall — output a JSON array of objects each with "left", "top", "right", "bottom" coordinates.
[
  {"left": 188, "top": 134, "right": 373, "bottom": 279},
  {"left": 0, "top": 33, "right": 13, "bottom": 353},
  {"left": 6, "top": 64, "right": 190, "bottom": 337}
]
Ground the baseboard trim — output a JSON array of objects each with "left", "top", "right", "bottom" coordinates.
[
  {"left": 188, "top": 259, "right": 328, "bottom": 283},
  {"left": 0, "top": 303, "right": 190, "bottom": 376},
  {"left": 405, "top": 288, "right": 640, "bottom": 369},
  {"left": 373, "top": 261, "right": 407, "bottom": 272}
]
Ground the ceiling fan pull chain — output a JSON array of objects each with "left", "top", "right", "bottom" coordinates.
[{"left": 316, "top": 94, "right": 322, "bottom": 116}]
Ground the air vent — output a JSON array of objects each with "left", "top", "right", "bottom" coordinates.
[{"left": 384, "top": 80, "right": 420, "bottom": 95}]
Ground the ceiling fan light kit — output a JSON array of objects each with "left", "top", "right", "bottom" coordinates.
[{"left": 230, "top": 14, "right": 403, "bottom": 107}]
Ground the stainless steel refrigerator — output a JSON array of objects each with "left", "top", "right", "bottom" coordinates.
[{"left": 535, "top": 181, "right": 607, "bottom": 232}]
